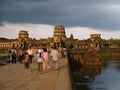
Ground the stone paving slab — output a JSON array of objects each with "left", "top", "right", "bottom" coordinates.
[{"left": 0, "top": 58, "right": 72, "bottom": 90}]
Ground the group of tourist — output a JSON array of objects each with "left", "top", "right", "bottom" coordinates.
[
  {"left": 8, "top": 49, "right": 17, "bottom": 64},
  {"left": 8, "top": 46, "right": 66, "bottom": 74}
]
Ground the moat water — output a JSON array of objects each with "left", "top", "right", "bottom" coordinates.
[{"left": 71, "top": 60, "right": 120, "bottom": 90}]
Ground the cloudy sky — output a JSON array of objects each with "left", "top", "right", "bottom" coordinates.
[{"left": 0, "top": 0, "right": 120, "bottom": 39}]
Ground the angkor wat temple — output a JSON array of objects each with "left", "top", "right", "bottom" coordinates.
[{"left": 0, "top": 25, "right": 119, "bottom": 51}]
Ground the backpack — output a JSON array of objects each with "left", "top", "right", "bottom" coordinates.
[{"left": 39, "top": 53, "right": 42, "bottom": 57}]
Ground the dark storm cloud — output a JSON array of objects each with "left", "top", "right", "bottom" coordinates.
[{"left": 0, "top": 0, "right": 120, "bottom": 31}]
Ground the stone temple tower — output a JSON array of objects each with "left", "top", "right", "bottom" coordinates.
[
  {"left": 89, "top": 34, "right": 101, "bottom": 51},
  {"left": 53, "top": 25, "right": 66, "bottom": 47},
  {"left": 18, "top": 30, "right": 30, "bottom": 50}
]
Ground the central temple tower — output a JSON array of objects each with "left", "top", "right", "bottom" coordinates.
[
  {"left": 18, "top": 30, "right": 30, "bottom": 50},
  {"left": 53, "top": 25, "right": 66, "bottom": 47}
]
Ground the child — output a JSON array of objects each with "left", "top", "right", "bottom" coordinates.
[
  {"left": 37, "top": 50, "right": 44, "bottom": 74},
  {"left": 24, "top": 52, "right": 30, "bottom": 72}
]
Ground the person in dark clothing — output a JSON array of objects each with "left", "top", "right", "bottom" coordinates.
[{"left": 11, "top": 51, "right": 16, "bottom": 64}]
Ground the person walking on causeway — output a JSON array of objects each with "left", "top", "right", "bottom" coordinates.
[
  {"left": 50, "top": 47, "right": 59, "bottom": 70},
  {"left": 36, "top": 49, "right": 44, "bottom": 74},
  {"left": 24, "top": 52, "right": 31, "bottom": 72},
  {"left": 43, "top": 48, "right": 50, "bottom": 70}
]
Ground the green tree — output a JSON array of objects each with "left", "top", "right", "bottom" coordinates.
[
  {"left": 114, "top": 39, "right": 120, "bottom": 47},
  {"left": 75, "top": 40, "right": 81, "bottom": 45},
  {"left": 46, "top": 37, "right": 53, "bottom": 46},
  {"left": 65, "top": 42, "right": 72, "bottom": 48}
]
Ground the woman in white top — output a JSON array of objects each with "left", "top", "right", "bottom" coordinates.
[
  {"left": 50, "top": 47, "right": 59, "bottom": 70},
  {"left": 37, "top": 51, "right": 44, "bottom": 74}
]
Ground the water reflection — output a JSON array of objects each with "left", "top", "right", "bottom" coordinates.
[
  {"left": 73, "top": 66, "right": 101, "bottom": 90},
  {"left": 68, "top": 53, "right": 120, "bottom": 90}
]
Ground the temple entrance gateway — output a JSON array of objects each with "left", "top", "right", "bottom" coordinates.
[
  {"left": 53, "top": 25, "right": 66, "bottom": 48},
  {"left": 18, "top": 30, "right": 30, "bottom": 50}
]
